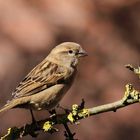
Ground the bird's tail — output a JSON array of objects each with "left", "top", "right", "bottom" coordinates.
[
  {"left": 0, "top": 98, "right": 28, "bottom": 113},
  {"left": 0, "top": 100, "right": 18, "bottom": 113},
  {"left": 0, "top": 103, "right": 14, "bottom": 113}
]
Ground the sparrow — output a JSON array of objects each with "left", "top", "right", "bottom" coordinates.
[{"left": 0, "top": 42, "right": 87, "bottom": 121}]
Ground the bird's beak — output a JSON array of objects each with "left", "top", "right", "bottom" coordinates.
[{"left": 78, "top": 48, "right": 88, "bottom": 57}]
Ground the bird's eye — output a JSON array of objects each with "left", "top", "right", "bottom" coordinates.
[{"left": 68, "top": 50, "right": 73, "bottom": 54}]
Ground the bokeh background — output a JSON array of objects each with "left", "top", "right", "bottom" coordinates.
[{"left": 0, "top": 0, "right": 140, "bottom": 140}]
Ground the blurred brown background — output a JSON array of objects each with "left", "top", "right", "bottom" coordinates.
[{"left": 0, "top": 0, "right": 140, "bottom": 140}]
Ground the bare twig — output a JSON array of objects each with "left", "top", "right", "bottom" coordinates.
[
  {"left": 1, "top": 65, "right": 140, "bottom": 140},
  {"left": 125, "top": 64, "right": 140, "bottom": 78},
  {"left": 1, "top": 83, "right": 140, "bottom": 140}
]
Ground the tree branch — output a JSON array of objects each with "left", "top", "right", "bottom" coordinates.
[
  {"left": 63, "top": 123, "right": 76, "bottom": 140},
  {"left": 1, "top": 64, "right": 140, "bottom": 140}
]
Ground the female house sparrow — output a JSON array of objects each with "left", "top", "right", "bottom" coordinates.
[{"left": 0, "top": 42, "right": 87, "bottom": 120}]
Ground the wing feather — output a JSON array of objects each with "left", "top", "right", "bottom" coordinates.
[{"left": 12, "top": 60, "right": 72, "bottom": 98}]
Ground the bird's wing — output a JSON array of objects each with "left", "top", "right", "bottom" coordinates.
[{"left": 12, "top": 60, "right": 72, "bottom": 98}]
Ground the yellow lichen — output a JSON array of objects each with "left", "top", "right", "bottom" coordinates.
[
  {"left": 78, "top": 109, "right": 89, "bottom": 118},
  {"left": 43, "top": 121, "right": 54, "bottom": 132},
  {"left": 67, "top": 113, "right": 75, "bottom": 123},
  {"left": 1, "top": 127, "right": 19, "bottom": 140},
  {"left": 122, "top": 84, "right": 140, "bottom": 103},
  {"left": 67, "top": 104, "right": 89, "bottom": 123},
  {"left": 71, "top": 104, "right": 78, "bottom": 116}
]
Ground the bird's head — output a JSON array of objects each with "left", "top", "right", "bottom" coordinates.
[{"left": 47, "top": 42, "right": 87, "bottom": 68}]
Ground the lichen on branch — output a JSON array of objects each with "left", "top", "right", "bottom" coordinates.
[{"left": 1, "top": 64, "right": 140, "bottom": 140}]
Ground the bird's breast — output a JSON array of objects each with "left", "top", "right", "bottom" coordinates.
[
  {"left": 29, "top": 83, "right": 72, "bottom": 110},
  {"left": 29, "top": 68, "right": 77, "bottom": 110}
]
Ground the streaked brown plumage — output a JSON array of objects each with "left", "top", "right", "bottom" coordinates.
[{"left": 0, "top": 42, "right": 87, "bottom": 115}]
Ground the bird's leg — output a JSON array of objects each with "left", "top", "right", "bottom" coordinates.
[
  {"left": 27, "top": 109, "right": 39, "bottom": 137},
  {"left": 30, "top": 109, "right": 36, "bottom": 123},
  {"left": 49, "top": 109, "right": 57, "bottom": 124}
]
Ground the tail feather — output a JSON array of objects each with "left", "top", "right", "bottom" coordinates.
[
  {"left": 0, "top": 103, "right": 16, "bottom": 113},
  {"left": 0, "top": 97, "right": 29, "bottom": 113}
]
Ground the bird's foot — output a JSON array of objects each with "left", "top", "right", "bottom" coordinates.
[{"left": 49, "top": 109, "right": 57, "bottom": 124}]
